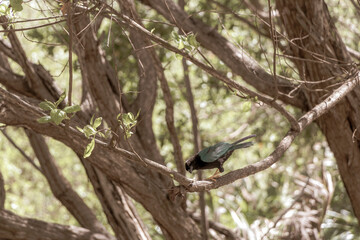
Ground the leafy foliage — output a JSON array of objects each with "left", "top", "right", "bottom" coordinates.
[
  {"left": 77, "top": 116, "right": 111, "bottom": 158},
  {"left": 2, "top": 0, "right": 360, "bottom": 239},
  {"left": 37, "top": 92, "right": 81, "bottom": 125},
  {"left": 117, "top": 111, "right": 140, "bottom": 139}
]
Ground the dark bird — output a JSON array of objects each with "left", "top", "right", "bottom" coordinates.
[{"left": 185, "top": 134, "right": 255, "bottom": 178}]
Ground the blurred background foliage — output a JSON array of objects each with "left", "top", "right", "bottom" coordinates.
[{"left": 0, "top": 0, "right": 359, "bottom": 239}]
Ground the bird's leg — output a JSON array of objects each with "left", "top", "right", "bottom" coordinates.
[{"left": 206, "top": 169, "right": 221, "bottom": 182}]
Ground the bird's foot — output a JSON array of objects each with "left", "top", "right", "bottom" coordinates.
[{"left": 205, "top": 169, "right": 221, "bottom": 182}]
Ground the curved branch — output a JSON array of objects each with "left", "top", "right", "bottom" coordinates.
[
  {"left": 0, "top": 88, "right": 201, "bottom": 239},
  {"left": 0, "top": 209, "right": 115, "bottom": 240},
  {"left": 25, "top": 130, "right": 111, "bottom": 237},
  {"left": 0, "top": 171, "right": 4, "bottom": 209},
  {"left": 1, "top": 71, "right": 358, "bottom": 194},
  {"left": 137, "top": 0, "right": 306, "bottom": 109},
  {"left": 110, "top": 12, "right": 300, "bottom": 131}
]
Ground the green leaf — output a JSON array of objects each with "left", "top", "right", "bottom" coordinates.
[
  {"left": 122, "top": 113, "right": 131, "bottom": 127},
  {"left": 90, "top": 114, "right": 95, "bottom": 125},
  {"left": 10, "top": 0, "right": 23, "bottom": 12},
  {"left": 0, "top": 4, "right": 8, "bottom": 14},
  {"left": 178, "top": 39, "right": 184, "bottom": 49},
  {"left": 37, "top": 115, "right": 52, "bottom": 123},
  {"left": 241, "top": 101, "right": 252, "bottom": 112},
  {"left": 125, "top": 131, "right": 133, "bottom": 139},
  {"left": 76, "top": 126, "right": 84, "bottom": 133},
  {"left": 50, "top": 109, "right": 67, "bottom": 125},
  {"left": 188, "top": 34, "right": 199, "bottom": 47},
  {"left": 55, "top": 91, "right": 66, "bottom": 107},
  {"left": 175, "top": 53, "right": 182, "bottom": 60},
  {"left": 104, "top": 129, "right": 112, "bottom": 139},
  {"left": 63, "top": 105, "right": 81, "bottom": 113},
  {"left": 150, "top": 28, "right": 155, "bottom": 33},
  {"left": 93, "top": 117, "right": 102, "bottom": 129},
  {"left": 83, "top": 125, "right": 97, "bottom": 138},
  {"left": 128, "top": 112, "right": 134, "bottom": 121},
  {"left": 83, "top": 138, "right": 95, "bottom": 158},
  {"left": 135, "top": 109, "right": 141, "bottom": 119},
  {"left": 98, "top": 132, "right": 105, "bottom": 138},
  {"left": 39, "top": 101, "right": 55, "bottom": 111},
  {"left": 171, "top": 31, "right": 179, "bottom": 40}
]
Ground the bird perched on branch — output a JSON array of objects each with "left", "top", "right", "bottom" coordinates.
[{"left": 185, "top": 134, "right": 256, "bottom": 180}]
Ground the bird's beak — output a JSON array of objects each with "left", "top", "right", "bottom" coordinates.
[{"left": 189, "top": 166, "right": 193, "bottom": 173}]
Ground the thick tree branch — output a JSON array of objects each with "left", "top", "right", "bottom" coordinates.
[
  {"left": 25, "top": 130, "right": 111, "bottom": 237},
  {"left": 1, "top": 129, "right": 42, "bottom": 173},
  {"left": 185, "top": 73, "right": 360, "bottom": 192},
  {"left": 0, "top": 209, "right": 114, "bottom": 240},
  {"left": 109, "top": 11, "right": 300, "bottom": 131},
  {"left": 0, "top": 16, "right": 56, "bottom": 101},
  {"left": 0, "top": 170, "right": 4, "bottom": 209},
  {"left": 0, "top": 88, "right": 201, "bottom": 239},
  {"left": 80, "top": 160, "right": 152, "bottom": 240},
  {"left": 181, "top": 51, "right": 207, "bottom": 237},
  {"left": 190, "top": 213, "right": 240, "bottom": 240},
  {"left": 118, "top": 0, "right": 172, "bottom": 165},
  {"left": 1, "top": 72, "right": 358, "bottom": 194},
  {"left": 157, "top": 66, "right": 186, "bottom": 175},
  {"left": 136, "top": 0, "right": 306, "bottom": 109}
]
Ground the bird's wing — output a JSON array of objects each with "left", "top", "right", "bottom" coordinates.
[{"left": 198, "top": 142, "right": 231, "bottom": 162}]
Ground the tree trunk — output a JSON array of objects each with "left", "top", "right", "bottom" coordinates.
[{"left": 276, "top": 0, "right": 360, "bottom": 221}]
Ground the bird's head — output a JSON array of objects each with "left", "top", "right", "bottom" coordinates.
[{"left": 185, "top": 155, "right": 196, "bottom": 173}]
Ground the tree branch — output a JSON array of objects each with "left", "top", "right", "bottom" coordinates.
[
  {"left": 1, "top": 71, "right": 358, "bottom": 194},
  {"left": 136, "top": 0, "right": 306, "bottom": 109},
  {"left": 1, "top": 129, "right": 42, "bottom": 173},
  {"left": 109, "top": 11, "right": 300, "bottom": 131},
  {"left": 0, "top": 209, "right": 115, "bottom": 240},
  {"left": 0, "top": 170, "right": 4, "bottom": 209},
  {"left": 190, "top": 213, "right": 240, "bottom": 240},
  {"left": 0, "top": 88, "right": 201, "bottom": 239},
  {"left": 25, "top": 130, "right": 111, "bottom": 237}
]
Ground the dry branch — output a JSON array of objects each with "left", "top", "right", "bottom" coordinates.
[
  {"left": 25, "top": 130, "right": 111, "bottom": 236},
  {"left": 0, "top": 209, "right": 115, "bottom": 240},
  {"left": 109, "top": 11, "right": 300, "bottom": 131},
  {"left": 0, "top": 72, "right": 358, "bottom": 194}
]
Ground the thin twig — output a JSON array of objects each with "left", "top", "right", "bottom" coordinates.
[
  {"left": 0, "top": 60, "right": 358, "bottom": 195},
  {"left": 182, "top": 57, "right": 207, "bottom": 237},
  {"left": 67, "top": 5, "right": 73, "bottom": 106},
  {"left": 267, "top": 0, "right": 278, "bottom": 101},
  {"left": 0, "top": 19, "right": 66, "bottom": 33},
  {"left": 1, "top": 129, "right": 43, "bottom": 173},
  {"left": 108, "top": 11, "right": 300, "bottom": 131}
]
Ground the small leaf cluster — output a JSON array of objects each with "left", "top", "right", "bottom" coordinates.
[
  {"left": 171, "top": 31, "right": 199, "bottom": 55},
  {"left": 10, "top": 0, "right": 22, "bottom": 12},
  {"left": 117, "top": 111, "right": 140, "bottom": 139},
  {"left": 37, "top": 92, "right": 81, "bottom": 125},
  {"left": 77, "top": 116, "right": 111, "bottom": 158},
  {"left": 0, "top": 0, "right": 23, "bottom": 14}
]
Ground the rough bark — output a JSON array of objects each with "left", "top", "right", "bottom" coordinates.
[
  {"left": 0, "top": 86, "right": 201, "bottom": 239},
  {"left": 276, "top": 0, "right": 360, "bottom": 221},
  {"left": 80, "top": 160, "right": 152, "bottom": 240},
  {"left": 139, "top": 0, "right": 306, "bottom": 109},
  {"left": 0, "top": 170, "right": 4, "bottom": 209},
  {"left": 25, "top": 130, "right": 111, "bottom": 237},
  {"left": 69, "top": 10, "right": 199, "bottom": 238},
  {"left": 117, "top": 0, "right": 162, "bottom": 163},
  {"left": 0, "top": 209, "right": 114, "bottom": 240}
]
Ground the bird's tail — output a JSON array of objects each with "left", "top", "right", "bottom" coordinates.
[
  {"left": 231, "top": 141, "right": 254, "bottom": 150},
  {"left": 230, "top": 134, "right": 256, "bottom": 150},
  {"left": 231, "top": 134, "right": 256, "bottom": 145}
]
